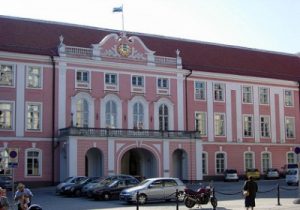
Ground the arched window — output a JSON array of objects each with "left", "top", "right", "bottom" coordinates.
[
  {"left": 133, "top": 102, "right": 144, "bottom": 129},
  {"left": 76, "top": 99, "right": 89, "bottom": 127},
  {"left": 244, "top": 152, "right": 254, "bottom": 170},
  {"left": 26, "top": 149, "right": 42, "bottom": 176},
  {"left": 215, "top": 152, "right": 225, "bottom": 174},
  {"left": 106, "top": 100, "right": 117, "bottom": 128},
  {"left": 159, "top": 104, "right": 168, "bottom": 131}
]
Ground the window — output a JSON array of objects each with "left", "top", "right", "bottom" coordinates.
[
  {"left": 27, "top": 66, "right": 42, "bottom": 88},
  {"left": 77, "top": 70, "right": 89, "bottom": 83},
  {"left": 284, "top": 90, "right": 293, "bottom": 107},
  {"left": 0, "top": 102, "right": 13, "bottom": 129},
  {"left": 26, "top": 149, "right": 41, "bottom": 176},
  {"left": 26, "top": 103, "right": 42, "bottom": 130},
  {"left": 202, "top": 153, "right": 208, "bottom": 174},
  {"left": 76, "top": 99, "right": 89, "bottom": 127},
  {"left": 195, "top": 112, "right": 206, "bottom": 136},
  {"left": 105, "top": 73, "right": 117, "bottom": 85},
  {"left": 245, "top": 152, "right": 254, "bottom": 170},
  {"left": 132, "top": 75, "right": 144, "bottom": 87},
  {"left": 214, "top": 83, "right": 225, "bottom": 101},
  {"left": 242, "top": 86, "right": 253, "bottom": 103},
  {"left": 0, "top": 64, "right": 14, "bottom": 86},
  {"left": 157, "top": 78, "right": 168, "bottom": 89},
  {"left": 0, "top": 149, "right": 11, "bottom": 175},
  {"left": 259, "top": 87, "right": 269, "bottom": 104},
  {"left": 214, "top": 113, "right": 225, "bottom": 136},
  {"left": 133, "top": 102, "right": 144, "bottom": 129},
  {"left": 285, "top": 117, "right": 295, "bottom": 138},
  {"left": 261, "top": 153, "right": 270, "bottom": 173},
  {"left": 106, "top": 100, "right": 117, "bottom": 128},
  {"left": 195, "top": 81, "right": 206, "bottom": 100},
  {"left": 216, "top": 153, "right": 225, "bottom": 174},
  {"left": 159, "top": 104, "right": 169, "bottom": 131},
  {"left": 287, "top": 152, "right": 296, "bottom": 164},
  {"left": 260, "top": 116, "right": 270, "bottom": 138},
  {"left": 243, "top": 115, "right": 253, "bottom": 137}
]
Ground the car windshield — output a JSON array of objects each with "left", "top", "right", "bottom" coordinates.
[
  {"left": 108, "top": 180, "right": 119, "bottom": 187},
  {"left": 78, "top": 178, "right": 89, "bottom": 184},
  {"left": 286, "top": 170, "right": 297, "bottom": 175},
  {"left": 226, "top": 169, "right": 237, "bottom": 173},
  {"left": 137, "top": 179, "right": 151, "bottom": 186},
  {"left": 63, "top": 177, "right": 73, "bottom": 182}
]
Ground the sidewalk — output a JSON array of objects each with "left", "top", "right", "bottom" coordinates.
[{"left": 218, "top": 198, "right": 299, "bottom": 210}]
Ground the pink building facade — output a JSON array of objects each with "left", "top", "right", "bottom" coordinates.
[{"left": 0, "top": 16, "right": 300, "bottom": 184}]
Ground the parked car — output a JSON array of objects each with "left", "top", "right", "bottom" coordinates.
[
  {"left": 119, "top": 177, "right": 186, "bottom": 204},
  {"left": 281, "top": 164, "right": 298, "bottom": 178},
  {"left": 92, "top": 178, "right": 139, "bottom": 200},
  {"left": 0, "top": 176, "right": 12, "bottom": 189},
  {"left": 245, "top": 169, "right": 260, "bottom": 180},
  {"left": 85, "top": 174, "right": 139, "bottom": 198},
  {"left": 224, "top": 169, "right": 239, "bottom": 182},
  {"left": 61, "top": 177, "right": 99, "bottom": 196},
  {"left": 56, "top": 176, "right": 86, "bottom": 195},
  {"left": 264, "top": 168, "right": 280, "bottom": 179},
  {"left": 286, "top": 168, "right": 299, "bottom": 186}
]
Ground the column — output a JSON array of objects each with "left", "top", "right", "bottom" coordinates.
[{"left": 16, "top": 64, "right": 25, "bottom": 137}]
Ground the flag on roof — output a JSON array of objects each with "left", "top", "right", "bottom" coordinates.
[{"left": 113, "top": 6, "right": 123, "bottom": 13}]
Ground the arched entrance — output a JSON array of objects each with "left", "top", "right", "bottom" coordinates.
[
  {"left": 172, "top": 149, "right": 188, "bottom": 180},
  {"left": 85, "top": 148, "right": 103, "bottom": 177},
  {"left": 121, "top": 148, "right": 157, "bottom": 178}
]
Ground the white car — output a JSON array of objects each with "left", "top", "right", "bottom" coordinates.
[{"left": 286, "top": 168, "right": 299, "bottom": 186}]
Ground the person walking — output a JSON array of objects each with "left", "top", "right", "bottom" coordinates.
[
  {"left": 243, "top": 176, "right": 258, "bottom": 210},
  {"left": 14, "top": 183, "right": 33, "bottom": 210},
  {"left": 0, "top": 187, "right": 9, "bottom": 210}
]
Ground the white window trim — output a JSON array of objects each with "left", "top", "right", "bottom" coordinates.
[
  {"left": 128, "top": 96, "right": 149, "bottom": 129},
  {"left": 242, "top": 85, "right": 253, "bottom": 104},
  {"left": 71, "top": 92, "right": 95, "bottom": 127},
  {"left": 156, "top": 77, "right": 170, "bottom": 95},
  {"left": 260, "top": 115, "right": 271, "bottom": 138},
  {"left": 0, "top": 63, "right": 16, "bottom": 88},
  {"left": 244, "top": 151, "right": 255, "bottom": 171},
  {"left": 24, "top": 148, "right": 42, "bottom": 177},
  {"left": 154, "top": 98, "right": 174, "bottom": 130},
  {"left": 131, "top": 75, "right": 145, "bottom": 93},
  {"left": 194, "top": 81, "right": 206, "bottom": 101},
  {"left": 284, "top": 89, "right": 294, "bottom": 107},
  {"left": 0, "top": 100, "right": 15, "bottom": 131},
  {"left": 100, "top": 94, "right": 122, "bottom": 128},
  {"left": 285, "top": 116, "right": 296, "bottom": 139},
  {"left": 259, "top": 87, "right": 270, "bottom": 105},
  {"left": 213, "top": 83, "right": 225, "bottom": 102},
  {"left": 75, "top": 69, "right": 91, "bottom": 89},
  {"left": 243, "top": 114, "right": 254, "bottom": 138},
  {"left": 195, "top": 111, "right": 207, "bottom": 137},
  {"left": 202, "top": 151, "right": 208, "bottom": 175},
  {"left": 26, "top": 65, "right": 43, "bottom": 89},
  {"left": 214, "top": 112, "right": 226, "bottom": 137},
  {"left": 286, "top": 152, "right": 297, "bottom": 164},
  {"left": 25, "top": 102, "right": 43, "bottom": 132},
  {"left": 214, "top": 151, "right": 227, "bottom": 175},
  {"left": 261, "top": 151, "right": 272, "bottom": 173},
  {"left": 104, "top": 72, "right": 119, "bottom": 91}
]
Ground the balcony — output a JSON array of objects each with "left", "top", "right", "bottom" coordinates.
[{"left": 59, "top": 127, "right": 200, "bottom": 139}]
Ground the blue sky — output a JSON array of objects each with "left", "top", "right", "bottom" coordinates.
[{"left": 1, "top": 0, "right": 299, "bottom": 54}]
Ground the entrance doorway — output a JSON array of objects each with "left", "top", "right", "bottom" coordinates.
[
  {"left": 85, "top": 148, "right": 103, "bottom": 177},
  {"left": 121, "top": 148, "right": 157, "bottom": 178},
  {"left": 172, "top": 149, "right": 188, "bottom": 180}
]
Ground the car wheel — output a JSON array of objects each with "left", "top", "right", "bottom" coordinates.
[
  {"left": 74, "top": 189, "right": 81, "bottom": 197},
  {"left": 103, "top": 192, "right": 111, "bottom": 201},
  {"left": 138, "top": 194, "right": 147, "bottom": 205},
  {"left": 177, "top": 191, "right": 185, "bottom": 202}
]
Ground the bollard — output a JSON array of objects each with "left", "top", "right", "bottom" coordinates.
[
  {"left": 175, "top": 189, "right": 179, "bottom": 210},
  {"left": 136, "top": 191, "right": 139, "bottom": 210},
  {"left": 277, "top": 184, "right": 281, "bottom": 206}
]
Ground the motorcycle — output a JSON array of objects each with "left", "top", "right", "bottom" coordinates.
[{"left": 184, "top": 185, "right": 217, "bottom": 209}]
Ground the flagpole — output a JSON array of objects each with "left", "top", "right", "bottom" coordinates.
[{"left": 121, "top": 4, "right": 125, "bottom": 32}]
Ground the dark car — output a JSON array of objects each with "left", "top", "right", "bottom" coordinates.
[
  {"left": 61, "top": 177, "right": 100, "bottom": 196},
  {"left": 56, "top": 176, "right": 87, "bottom": 195},
  {"left": 91, "top": 178, "right": 139, "bottom": 200},
  {"left": 0, "top": 176, "right": 12, "bottom": 189}
]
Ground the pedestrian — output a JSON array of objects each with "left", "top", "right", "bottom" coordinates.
[
  {"left": 243, "top": 176, "right": 258, "bottom": 210},
  {"left": 0, "top": 187, "right": 9, "bottom": 210},
  {"left": 14, "top": 183, "right": 33, "bottom": 210}
]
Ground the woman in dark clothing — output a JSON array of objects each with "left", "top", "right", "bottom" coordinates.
[{"left": 243, "top": 176, "right": 258, "bottom": 210}]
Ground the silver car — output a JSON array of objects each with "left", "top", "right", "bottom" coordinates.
[{"left": 119, "top": 177, "right": 186, "bottom": 204}]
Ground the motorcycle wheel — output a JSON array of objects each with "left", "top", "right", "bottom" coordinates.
[
  {"left": 210, "top": 197, "right": 218, "bottom": 208},
  {"left": 184, "top": 197, "right": 196, "bottom": 208}
]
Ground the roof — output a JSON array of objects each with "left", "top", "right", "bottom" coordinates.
[{"left": 1, "top": 15, "right": 300, "bottom": 81}]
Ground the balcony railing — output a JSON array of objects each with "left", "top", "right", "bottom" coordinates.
[{"left": 59, "top": 127, "right": 200, "bottom": 139}]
